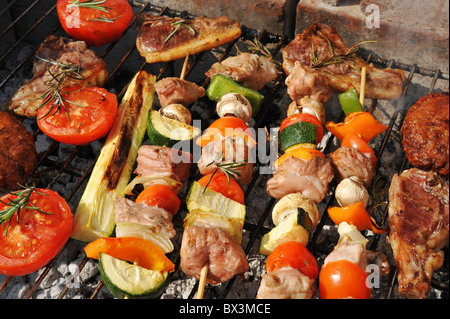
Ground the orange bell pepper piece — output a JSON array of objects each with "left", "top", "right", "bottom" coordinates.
[
  {"left": 196, "top": 116, "right": 256, "bottom": 148},
  {"left": 325, "top": 112, "right": 388, "bottom": 142},
  {"left": 84, "top": 237, "right": 175, "bottom": 272},
  {"left": 327, "top": 202, "right": 385, "bottom": 234},
  {"left": 275, "top": 147, "right": 325, "bottom": 169}
]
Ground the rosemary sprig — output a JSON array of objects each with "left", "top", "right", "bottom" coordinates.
[
  {"left": 33, "top": 56, "right": 85, "bottom": 120},
  {"left": 164, "top": 19, "right": 196, "bottom": 43},
  {"left": 67, "top": 0, "right": 111, "bottom": 13},
  {"left": 311, "top": 40, "right": 377, "bottom": 70},
  {"left": 242, "top": 37, "right": 283, "bottom": 70},
  {"left": 88, "top": 14, "right": 122, "bottom": 23},
  {"left": 202, "top": 156, "right": 248, "bottom": 193},
  {"left": 0, "top": 185, "right": 51, "bottom": 237}
]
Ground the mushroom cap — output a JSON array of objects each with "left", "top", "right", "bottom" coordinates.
[
  {"left": 334, "top": 176, "right": 369, "bottom": 207},
  {"left": 216, "top": 93, "right": 252, "bottom": 122}
]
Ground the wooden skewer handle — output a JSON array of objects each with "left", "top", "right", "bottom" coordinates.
[{"left": 196, "top": 264, "right": 208, "bottom": 299}]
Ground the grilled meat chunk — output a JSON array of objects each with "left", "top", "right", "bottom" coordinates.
[
  {"left": 198, "top": 135, "right": 253, "bottom": 186},
  {"left": 4, "top": 36, "right": 107, "bottom": 117},
  {"left": 256, "top": 267, "right": 315, "bottom": 299},
  {"left": 114, "top": 197, "right": 176, "bottom": 239},
  {"left": 330, "top": 146, "right": 376, "bottom": 187},
  {"left": 266, "top": 155, "right": 334, "bottom": 203},
  {"left": 180, "top": 225, "right": 249, "bottom": 285},
  {"left": 0, "top": 112, "right": 37, "bottom": 191},
  {"left": 134, "top": 145, "right": 192, "bottom": 183},
  {"left": 401, "top": 92, "right": 449, "bottom": 176},
  {"left": 205, "top": 52, "right": 278, "bottom": 91},
  {"left": 155, "top": 77, "right": 205, "bottom": 107},
  {"left": 282, "top": 23, "right": 405, "bottom": 100},
  {"left": 285, "top": 61, "right": 332, "bottom": 105},
  {"left": 136, "top": 14, "right": 242, "bottom": 64},
  {"left": 388, "top": 168, "right": 449, "bottom": 299}
]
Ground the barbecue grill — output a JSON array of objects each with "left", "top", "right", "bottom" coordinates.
[{"left": 0, "top": 0, "right": 448, "bottom": 300}]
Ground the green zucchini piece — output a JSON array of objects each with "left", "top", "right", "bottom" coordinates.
[
  {"left": 99, "top": 253, "right": 169, "bottom": 299},
  {"left": 279, "top": 121, "right": 318, "bottom": 152},
  {"left": 206, "top": 74, "right": 264, "bottom": 116},
  {"left": 259, "top": 208, "right": 314, "bottom": 256},
  {"left": 147, "top": 109, "right": 201, "bottom": 147}
]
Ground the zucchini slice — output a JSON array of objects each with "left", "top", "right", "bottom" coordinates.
[
  {"left": 99, "top": 253, "right": 169, "bottom": 299},
  {"left": 259, "top": 208, "right": 314, "bottom": 256},
  {"left": 71, "top": 71, "right": 156, "bottom": 242},
  {"left": 279, "top": 121, "right": 318, "bottom": 152},
  {"left": 147, "top": 109, "right": 200, "bottom": 147}
]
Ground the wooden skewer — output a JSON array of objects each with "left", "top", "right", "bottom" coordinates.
[
  {"left": 180, "top": 54, "right": 190, "bottom": 80},
  {"left": 196, "top": 264, "right": 208, "bottom": 299},
  {"left": 360, "top": 66, "right": 367, "bottom": 106}
]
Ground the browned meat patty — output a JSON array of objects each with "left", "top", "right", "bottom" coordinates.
[
  {"left": 0, "top": 112, "right": 37, "bottom": 191},
  {"left": 401, "top": 92, "right": 449, "bottom": 176}
]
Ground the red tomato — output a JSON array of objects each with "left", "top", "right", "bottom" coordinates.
[
  {"left": 266, "top": 241, "right": 319, "bottom": 280},
  {"left": 57, "top": 0, "right": 134, "bottom": 47},
  {"left": 0, "top": 188, "right": 73, "bottom": 276},
  {"left": 319, "top": 260, "right": 371, "bottom": 299},
  {"left": 280, "top": 113, "right": 323, "bottom": 143},
  {"left": 135, "top": 184, "right": 181, "bottom": 215},
  {"left": 197, "top": 173, "right": 245, "bottom": 205},
  {"left": 37, "top": 86, "right": 118, "bottom": 145}
]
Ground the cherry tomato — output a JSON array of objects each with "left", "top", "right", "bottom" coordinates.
[
  {"left": 196, "top": 116, "right": 256, "bottom": 148},
  {"left": 57, "top": 0, "right": 134, "bottom": 47},
  {"left": 135, "top": 184, "right": 181, "bottom": 215},
  {"left": 197, "top": 172, "right": 245, "bottom": 205},
  {"left": 0, "top": 188, "right": 73, "bottom": 276},
  {"left": 37, "top": 86, "right": 118, "bottom": 145},
  {"left": 266, "top": 241, "right": 319, "bottom": 280},
  {"left": 280, "top": 113, "right": 323, "bottom": 143},
  {"left": 319, "top": 260, "right": 371, "bottom": 299}
]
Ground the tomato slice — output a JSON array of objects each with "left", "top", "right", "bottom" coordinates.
[
  {"left": 197, "top": 172, "right": 245, "bottom": 205},
  {"left": 319, "top": 260, "right": 371, "bottom": 299},
  {"left": 0, "top": 188, "right": 73, "bottom": 276},
  {"left": 57, "top": 0, "right": 134, "bottom": 47},
  {"left": 37, "top": 86, "right": 118, "bottom": 145},
  {"left": 266, "top": 241, "right": 319, "bottom": 280},
  {"left": 135, "top": 184, "right": 181, "bottom": 215},
  {"left": 280, "top": 113, "right": 323, "bottom": 143},
  {"left": 341, "top": 133, "right": 377, "bottom": 165}
]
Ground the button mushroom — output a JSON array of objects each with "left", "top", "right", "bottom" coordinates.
[
  {"left": 159, "top": 103, "right": 192, "bottom": 125},
  {"left": 334, "top": 176, "right": 369, "bottom": 207},
  {"left": 216, "top": 93, "right": 252, "bottom": 122},
  {"left": 287, "top": 97, "right": 326, "bottom": 124}
]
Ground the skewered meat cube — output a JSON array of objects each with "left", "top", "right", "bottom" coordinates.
[
  {"left": 155, "top": 77, "right": 205, "bottom": 107},
  {"left": 329, "top": 146, "right": 377, "bottom": 187},
  {"left": 388, "top": 168, "right": 449, "bottom": 299},
  {"left": 134, "top": 145, "right": 192, "bottom": 183},
  {"left": 4, "top": 36, "right": 107, "bottom": 117},
  {"left": 282, "top": 23, "right": 404, "bottom": 100},
  {"left": 256, "top": 267, "right": 315, "bottom": 299},
  {"left": 266, "top": 155, "right": 334, "bottom": 203},
  {"left": 205, "top": 52, "right": 278, "bottom": 91},
  {"left": 180, "top": 225, "right": 249, "bottom": 285}
]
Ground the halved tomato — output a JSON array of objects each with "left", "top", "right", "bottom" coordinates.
[
  {"left": 135, "top": 184, "right": 181, "bottom": 215},
  {"left": 37, "top": 86, "right": 118, "bottom": 145},
  {"left": 0, "top": 188, "right": 73, "bottom": 276},
  {"left": 57, "top": 0, "right": 134, "bottom": 47},
  {"left": 197, "top": 172, "right": 245, "bottom": 205}
]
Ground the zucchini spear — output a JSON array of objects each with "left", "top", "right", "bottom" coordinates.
[{"left": 71, "top": 71, "right": 156, "bottom": 242}]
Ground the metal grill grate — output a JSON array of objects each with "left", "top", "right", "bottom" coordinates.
[{"left": 0, "top": 0, "right": 448, "bottom": 299}]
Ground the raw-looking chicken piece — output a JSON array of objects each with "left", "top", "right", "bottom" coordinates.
[
  {"left": 205, "top": 52, "right": 278, "bottom": 91},
  {"left": 256, "top": 267, "right": 315, "bottom": 299},
  {"left": 282, "top": 22, "right": 405, "bottom": 100},
  {"left": 180, "top": 225, "right": 249, "bottom": 285},
  {"left": 4, "top": 35, "right": 107, "bottom": 117},
  {"left": 266, "top": 155, "right": 334, "bottom": 203},
  {"left": 154, "top": 77, "right": 205, "bottom": 107},
  {"left": 388, "top": 168, "right": 449, "bottom": 299}
]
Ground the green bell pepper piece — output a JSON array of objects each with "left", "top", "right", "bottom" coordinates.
[{"left": 338, "top": 87, "right": 364, "bottom": 115}]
